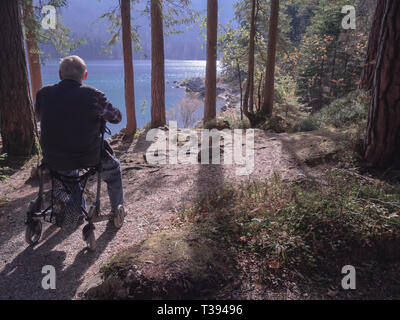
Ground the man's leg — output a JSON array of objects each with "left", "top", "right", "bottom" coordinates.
[{"left": 101, "top": 152, "right": 124, "bottom": 213}]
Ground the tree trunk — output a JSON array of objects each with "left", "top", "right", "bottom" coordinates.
[
  {"left": 236, "top": 59, "right": 243, "bottom": 120},
  {"left": 364, "top": 0, "right": 400, "bottom": 168},
  {"left": 243, "top": 0, "right": 256, "bottom": 119},
  {"left": 22, "top": 0, "right": 43, "bottom": 105},
  {"left": 0, "top": 0, "right": 38, "bottom": 156},
  {"left": 257, "top": 73, "right": 263, "bottom": 111},
  {"left": 121, "top": 0, "right": 137, "bottom": 135},
  {"left": 151, "top": 0, "right": 166, "bottom": 128},
  {"left": 361, "top": 0, "right": 385, "bottom": 91},
  {"left": 261, "top": 0, "right": 279, "bottom": 116},
  {"left": 204, "top": 0, "right": 218, "bottom": 124}
]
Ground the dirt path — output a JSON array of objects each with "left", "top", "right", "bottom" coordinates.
[{"left": 0, "top": 128, "right": 340, "bottom": 299}]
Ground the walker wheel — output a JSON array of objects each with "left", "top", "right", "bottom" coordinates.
[
  {"left": 25, "top": 220, "right": 42, "bottom": 245},
  {"left": 82, "top": 224, "right": 91, "bottom": 241},
  {"left": 86, "top": 231, "right": 96, "bottom": 251},
  {"left": 82, "top": 224, "right": 96, "bottom": 251}
]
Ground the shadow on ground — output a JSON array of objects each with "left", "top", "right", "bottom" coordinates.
[{"left": 0, "top": 221, "right": 118, "bottom": 299}]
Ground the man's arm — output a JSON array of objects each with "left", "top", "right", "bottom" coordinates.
[{"left": 93, "top": 90, "right": 122, "bottom": 124}]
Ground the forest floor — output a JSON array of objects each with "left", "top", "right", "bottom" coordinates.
[{"left": 0, "top": 126, "right": 399, "bottom": 300}]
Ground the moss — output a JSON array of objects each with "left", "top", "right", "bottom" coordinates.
[{"left": 95, "top": 227, "right": 235, "bottom": 299}]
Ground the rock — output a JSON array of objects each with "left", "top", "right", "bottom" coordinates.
[
  {"left": 85, "top": 274, "right": 128, "bottom": 300},
  {"left": 88, "top": 228, "right": 235, "bottom": 300},
  {"left": 184, "top": 78, "right": 205, "bottom": 93},
  {"left": 216, "top": 87, "right": 226, "bottom": 96},
  {"left": 180, "top": 77, "right": 226, "bottom": 99}
]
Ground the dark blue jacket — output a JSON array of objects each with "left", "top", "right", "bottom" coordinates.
[{"left": 35, "top": 79, "right": 120, "bottom": 171}]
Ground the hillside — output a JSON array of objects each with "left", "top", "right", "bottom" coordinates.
[{"left": 1, "top": 127, "right": 399, "bottom": 299}]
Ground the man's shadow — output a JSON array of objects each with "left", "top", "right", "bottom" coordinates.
[{"left": 0, "top": 219, "right": 118, "bottom": 299}]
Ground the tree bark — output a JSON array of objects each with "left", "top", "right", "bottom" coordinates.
[
  {"left": 243, "top": 0, "right": 256, "bottom": 119},
  {"left": 0, "top": 0, "right": 38, "bottom": 156},
  {"left": 151, "top": 0, "right": 166, "bottom": 128},
  {"left": 261, "top": 0, "right": 279, "bottom": 116},
  {"left": 204, "top": 0, "right": 218, "bottom": 124},
  {"left": 22, "top": 0, "right": 43, "bottom": 105},
  {"left": 361, "top": 0, "right": 385, "bottom": 91},
  {"left": 257, "top": 73, "right": 263, "bottom": 111},
  {"left": 121, "top": 0, "right": 137, "bottom": 135},
  {"left": 364, "top": 0, "right": 400, "bottom": 168},
  {"left": 236, "top": 59, "right": 243, "bottom": 120}
]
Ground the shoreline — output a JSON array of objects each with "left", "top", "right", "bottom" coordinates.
[{"left": 170, "top": 77, "right": 241, "bottom": 114}]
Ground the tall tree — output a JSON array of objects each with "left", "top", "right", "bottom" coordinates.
[
  {"left": 204, "top": 0, "right": 218, "bottom": 124},
  {"left": 363, "top": 0, "right": 400, "bottom": 168},
  {"left": 151, "top": 0, "right": 166, "bottom": 128},
  {"left": 22, "top": 0, "right": 43, "bottom": 105},
  {"left": 121, "top": 0, "right": 137, "bottom": 135},
  {"left": 262, "top": 0, "right": 279, "bottom": 116},
  {"left": 296, "top": 0, "right": 370, "bottom": 111},
  {"left": 361, "top": 0, "right": 385, "bottom": 91},
  {"left": 22, "top": 0, "right": 81, "bottom": 95},
  {"left": 243, "top": 0, "right": 256, "bottom": 119},
  {"left": 0, "top": 0, "right": 37, "bottom": 156}
]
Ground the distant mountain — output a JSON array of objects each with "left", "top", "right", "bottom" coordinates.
[{"left": 39, "top": 0, "right": 236, "bottom": 60}]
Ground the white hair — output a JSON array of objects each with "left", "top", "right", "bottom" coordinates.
[{"left": 59, "top": 55, "right": 87, "bottom": 82}]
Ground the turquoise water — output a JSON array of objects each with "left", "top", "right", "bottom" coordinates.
[{"left": 41, "top": 60, "right": 207, "bottom": 134}]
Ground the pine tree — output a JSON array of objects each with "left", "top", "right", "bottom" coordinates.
[
  {"left": 0, "top": 0, "right": 38, "bottom": 156},
  {"left": 22, "top": 0, "right": 43, "bottom": 105},
  {"left": 121, "top": 0, "right": 137, "bottom": 135},
  {"left": 204, "top": 0, "right": 218, "bottom": 124},
  {"left": 262, "top": 0, "right": 280, "bottom": 116},
  {"left": 363, "top": 0, "right": 400, "bottom": 168},
  {"left": 243, "top": 0, "right": 256, "bottom": 118},
  {"left": 151, "top": 0, "right": 166, "bottom": 128},
  {"left": 296, "top": 0, "right": 369, "bottom": 111}
]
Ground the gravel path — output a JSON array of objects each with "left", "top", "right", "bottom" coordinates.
[{"left": 0, "top": 129, "right": 326, "bottom": 299}]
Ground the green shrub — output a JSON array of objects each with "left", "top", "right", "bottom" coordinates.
[
  {"left": 178, "top": 170, "right": 400, "bottom": 275},
  {"left": 293, "top": 90, "right": 370, "bottom": 132},
  {"left": 314, "top": 91, "right": 369, "bottom": 127},
  {"left": 291, "top": 117, "right": 320, "bottom": 132}
]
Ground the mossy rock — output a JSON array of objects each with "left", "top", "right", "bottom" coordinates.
[{"left": 86, "top": 227, "right": 235, "bottom": 299}]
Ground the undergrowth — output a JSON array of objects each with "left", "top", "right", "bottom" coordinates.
[
  {"left": 174, "top": 170, "right": 400, "bottom": 297},
  {"left": 292, "top": 90, "right": 370, "bottom": 132}
]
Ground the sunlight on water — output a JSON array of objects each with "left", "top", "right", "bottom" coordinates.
[{"left": 41, "top": 60, "right": 208, "bottom": 134}]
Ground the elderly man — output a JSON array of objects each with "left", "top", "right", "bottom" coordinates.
[{"left": 35, "top": 55, "right": 125, "bottom": 224}]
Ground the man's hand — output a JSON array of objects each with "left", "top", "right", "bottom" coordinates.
[{"left": 93, "top": 90, "right": 122, "bottom": 124}]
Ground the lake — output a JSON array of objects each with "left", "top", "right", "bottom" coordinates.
[{"left": 41, "top": 60, "right": 208, "bottom": 134}]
